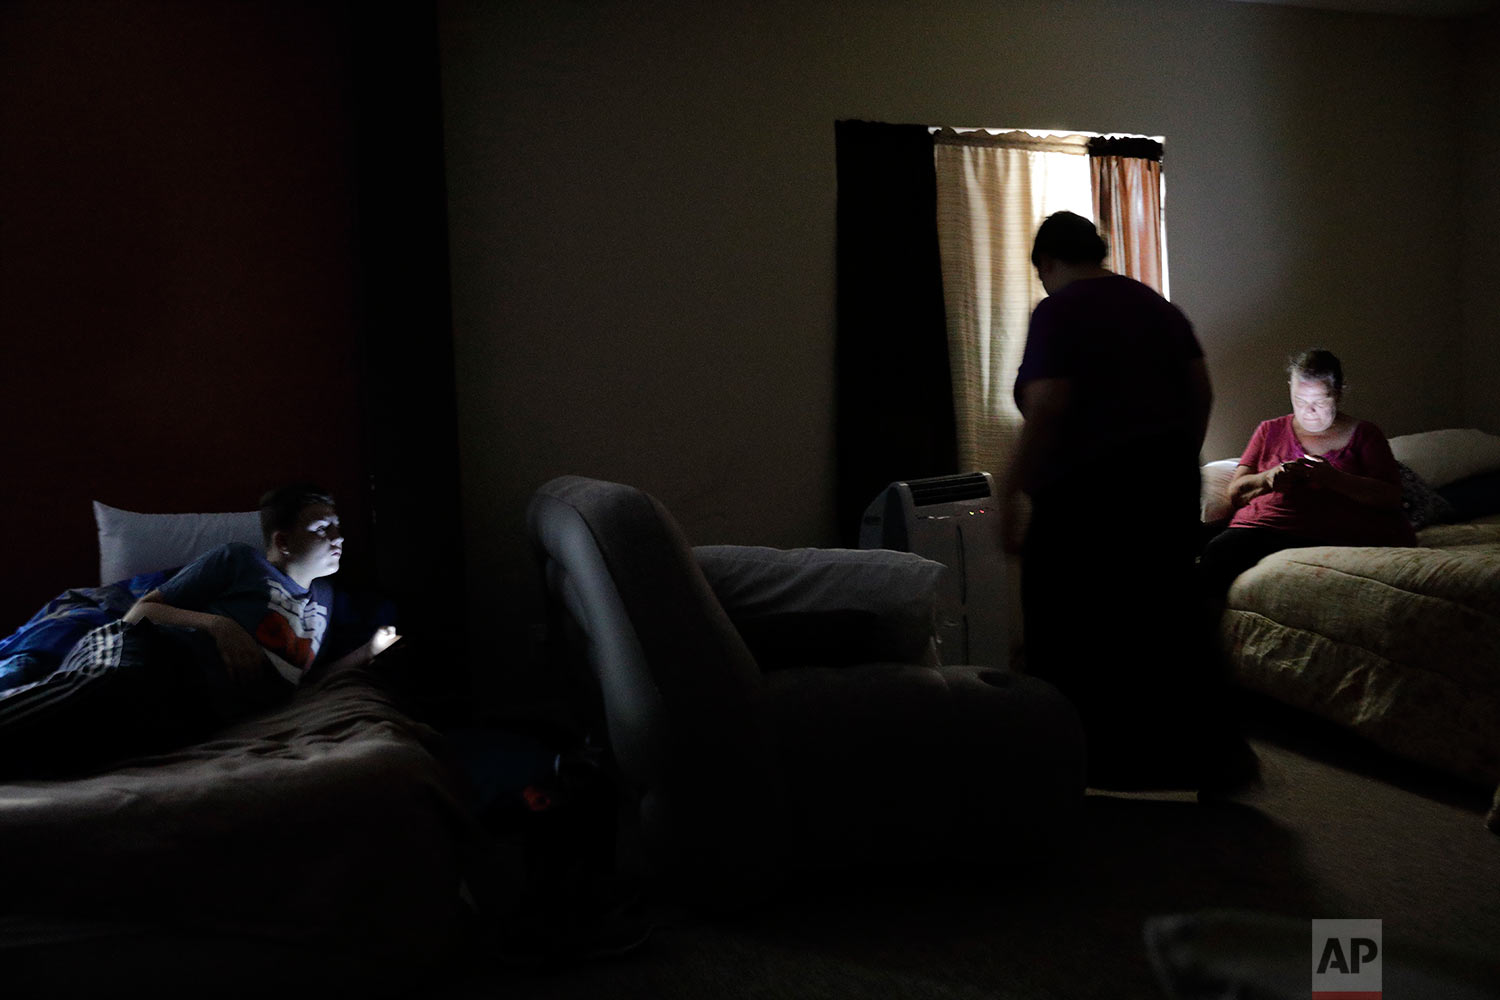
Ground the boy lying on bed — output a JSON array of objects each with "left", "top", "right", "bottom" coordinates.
[
  {"left": 124, "top": 483, "right": 399, "bottom": 696},
  {"left": 0, "top": 484, "right": 398, "bottom": 777}
]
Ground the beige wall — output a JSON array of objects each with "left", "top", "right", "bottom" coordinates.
[
  {"left": 439, "top": 0, "right": 1473, "bottom": 658},
  {"left": 1462, "top": 10, "right": 1500, "bottom": 432}
]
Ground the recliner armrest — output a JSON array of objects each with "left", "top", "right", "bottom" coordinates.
[{"left": 693, "top": 545, "right": 948, "bottom": 669}]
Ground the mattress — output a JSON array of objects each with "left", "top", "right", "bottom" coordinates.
[
  {"left": 0, "top": 660, "right": 479, "bottom": 995},
  {"left": 1221, "top": 518, "right": 1500, "bottom": 788}
]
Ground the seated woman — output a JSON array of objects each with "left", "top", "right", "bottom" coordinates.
[{"left": 1199, "top": 349, "right": 1415, "bottom": 598}]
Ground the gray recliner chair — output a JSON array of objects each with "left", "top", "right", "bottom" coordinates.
[{"left": 528, "top": 475, "right": 1084, "bottom": 904}]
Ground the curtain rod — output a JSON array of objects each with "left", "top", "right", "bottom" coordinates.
[{"left": 930, "top": 127, "right": 1164, "bottom": 161}]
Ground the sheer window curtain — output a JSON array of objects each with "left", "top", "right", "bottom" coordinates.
[{"left": 932, "top": 130, "right": 1092, "bottom": 475}]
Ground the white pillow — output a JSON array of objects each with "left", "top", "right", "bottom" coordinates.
[
  {"left": 1387, "top": 428, "right": 1500, "bottom": 489},
  {"left": 93, "top": 501, "right": 264, "bottom": 586},
  {"left": 1200, "top": 459, "right": 1240, "bottom": 523},
  {"left": 693, "top": 545, "right": 947, "bottom": 668}
]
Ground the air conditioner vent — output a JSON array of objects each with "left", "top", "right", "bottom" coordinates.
[{"left": 907, "top": 472, "right": 993, "bottom": 507}]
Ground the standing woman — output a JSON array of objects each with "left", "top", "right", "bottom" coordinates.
[
  {"left": 1001, "top": 211, "right": 1234, "bottom": 791},
  {"left": 1199, "top": 349, "right": 1414, "bottom": 598}
]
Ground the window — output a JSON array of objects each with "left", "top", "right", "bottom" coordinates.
[{"left": 931, "top": 127, "right": 1165, "bottom": 473}]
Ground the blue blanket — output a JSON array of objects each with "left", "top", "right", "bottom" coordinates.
[{"left": 0, "top": 570, "right": 175, "bottom": 693}]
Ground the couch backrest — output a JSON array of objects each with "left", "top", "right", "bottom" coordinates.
[{"left": 527, "top": 475, "right": 768, "bottom": 791}]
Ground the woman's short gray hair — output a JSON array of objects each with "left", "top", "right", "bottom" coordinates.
[{"left": 1287, "top": 348, "right": 1343, "bottom": 395}]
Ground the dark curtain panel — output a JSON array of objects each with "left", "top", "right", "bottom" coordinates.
[
  {"left": 349, "top": 2, "right": 469, "bottom": 715},
  {"left": 834, "top": 120, "right": 958, "bottom": 544}
]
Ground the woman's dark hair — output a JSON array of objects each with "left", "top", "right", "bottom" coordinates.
[
  {"left": 258, "top": 483, "right": 334, "bottom": 547},
  {"left": 1030, "top": 211, "right": 1108, "bottom": 267},
  {"left": 1287, "top": 348, "right": 1344, "bottom": 395}
]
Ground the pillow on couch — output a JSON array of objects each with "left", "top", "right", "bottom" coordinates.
[
  {"left": 1199, "top": 460, "right": 1240, "bottom": 523},
  {"left": 1388, "top": 428, "right": 1500, "bottom": 488},
  {"left": 693, "top": 545, "right": 947, "bottom": 670},
  {"left": 94, "top": 501, "right": 263, "bottom": 586}
]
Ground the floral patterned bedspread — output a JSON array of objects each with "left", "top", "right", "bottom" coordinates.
[{"left": 1221, "top": 517, "right": 1500, "bottom": 826}]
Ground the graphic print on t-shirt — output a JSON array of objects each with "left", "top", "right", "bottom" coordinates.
[{"left": 254, "top": 577, "right": 328, "bottom": 673}]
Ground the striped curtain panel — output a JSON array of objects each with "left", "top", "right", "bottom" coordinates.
[{"left": 1088, "top": 136, "right": 1167, "bottom": 296}]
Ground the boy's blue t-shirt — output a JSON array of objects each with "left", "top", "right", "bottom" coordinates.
[{"left": 156, "top": 542, "right": 333, "bottom": 685}]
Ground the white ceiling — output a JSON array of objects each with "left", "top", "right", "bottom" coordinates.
[{"left": 1226, "top": 0, "right": 1496, "bottom": 14}]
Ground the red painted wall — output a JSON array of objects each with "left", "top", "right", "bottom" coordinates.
[{"left": 0, "top": 1, "right": 371, "bottom": 628}]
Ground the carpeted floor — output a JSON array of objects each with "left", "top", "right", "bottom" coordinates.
[{"left": 426, "top": 698, "right": 1500, "bottom": 999}]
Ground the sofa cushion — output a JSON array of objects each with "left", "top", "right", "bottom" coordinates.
[{"left": 763, "top": 663, "right": 1084, "bottom": 860}]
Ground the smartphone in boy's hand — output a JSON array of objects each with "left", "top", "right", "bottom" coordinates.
[{"left": 369, "top": 625, "right": 401, "bottom": 659}]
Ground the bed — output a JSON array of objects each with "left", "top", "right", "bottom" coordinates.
[
  {"left": 1201, "top": 428, "right": 1500, "bottom": 831},
  {"left": 0, "top": 503, "right": 480, "bottom": 996}
]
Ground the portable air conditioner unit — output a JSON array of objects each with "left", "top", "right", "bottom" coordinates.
[{"left": 860, "top": 472, "right": 1009, "bottom": 669}]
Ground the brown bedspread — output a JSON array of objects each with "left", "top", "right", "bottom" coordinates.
[{"left": 0, "top": 660, "right": 479, "bottom": 995}]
